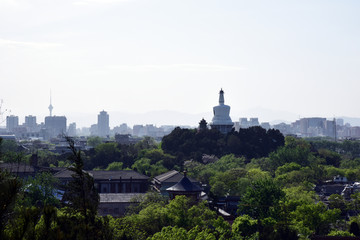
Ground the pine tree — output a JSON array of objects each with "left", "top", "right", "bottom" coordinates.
[{"left": 62, "top": 136, "right": 99, "bottom": 239}]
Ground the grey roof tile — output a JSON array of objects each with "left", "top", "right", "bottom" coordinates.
[
  {"left": 99, "top": 193, "right": 146, "bottom": 203},
  {"left": 166, "top": 176, "right": 203, "bottom": 192}
]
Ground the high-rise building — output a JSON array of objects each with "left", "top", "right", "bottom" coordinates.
[
  {"left": 90, "top": 124, "right": 98, "bottom": 136},
  {"left": 68, "top": 122, "right": 77, "bottom": 137},
  {"left": 336, "top": 118, "right": 344, "bottom": 126},
  {"left": 298, "top": 117, "right": 326, "bottom": 137},
  {"left": 133, "top": 125, "right": 144, "bottom": 137},
  {"left": 249, "top": 118, "right": 259, "bottom": 127},
  {"left": 261, "top": 122, "right": 271, "bottom": 130},
  {"left": 325, "top": 119, "right": 336, "bottom": 139},
  {"left": 6, "top": 115, "right": 19, "bottom": 132},
  {"left": 112, "top": 123, "right": 131, "bottom": 135},
  {"left": 25, "top": 115, "right": 37, "bottom": 129},
  {"left": 45, "top": 116, "right": 67, "bottom": 139},
  {"left": 239, "top": 118, "right": 249, "bottom": 128},
  {"left": 210, "top": 89, "right": 234, "bottom": 134},
  {"left": 97, "top": 110, "right": 110, "bottom": 137},
  {"left": 350, "top": 127, "right": 360, "bottom": 138}
]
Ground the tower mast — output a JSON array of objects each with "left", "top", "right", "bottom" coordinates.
[
  {"left": 334, "top": 117, "right": 337, "bottom": 142},
  {"left": 48, "top": 90, "right": 53, "bottom": 117}
]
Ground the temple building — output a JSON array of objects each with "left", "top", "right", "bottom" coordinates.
[
  {"left": 210, "top": 89, "right": 234, "bottom": 134},
  {"left": 153, "top": 170, "right": 202, "bottom": 197},
  {"left": 166, "top": 171, "right": 203, "bottom": 201},
  {"left": 198, "top": 118, "right": 208, "bottom": 132}
]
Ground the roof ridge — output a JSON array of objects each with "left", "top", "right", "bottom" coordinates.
[{"left": 156, "top": 170, "right": 179, "bottom": 181}]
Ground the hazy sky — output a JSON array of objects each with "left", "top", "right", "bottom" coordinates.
[{"left": 1, "top": 0, "right": 359, "bottom": 127}]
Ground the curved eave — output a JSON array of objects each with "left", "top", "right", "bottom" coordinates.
[{"left": 166, "top": 176, "right": 203, "bottom": 192}]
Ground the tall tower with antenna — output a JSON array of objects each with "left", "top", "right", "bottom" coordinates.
[
  {"left": 333, "top": 117, "right": 337, "bottom": 142},
  {"left": 48, "top": 91, "right": 53, "bottom": 117}
]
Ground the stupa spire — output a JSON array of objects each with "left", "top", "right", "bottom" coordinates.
[{"left": 219, "top": 88, "right": 224, "bottom": 105}]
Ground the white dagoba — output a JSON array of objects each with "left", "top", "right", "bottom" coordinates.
[{"left": 210, "top": 89, "right": 234, "bottom": 134}]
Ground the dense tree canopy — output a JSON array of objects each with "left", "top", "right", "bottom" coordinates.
[
  {"left": 3, "top": 131, "right": 360, "bottom": 239},
  {"left": 162, "top": 126, "right": 284, "bottom": 162},
  {"left": 238, "top": 177, "right": 285, "bottom": 220}
]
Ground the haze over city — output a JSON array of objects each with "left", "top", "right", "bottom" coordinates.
[{"left": 1, "top": 0, "right": 359, "bottom": 128}]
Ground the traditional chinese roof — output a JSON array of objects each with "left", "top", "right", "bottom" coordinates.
[
  {"left": 90, "top": 170, "right": 149, "bottom": 180},
  {"left": 54, "top": 169, "right": 148, "bottom": 181},
  {"left": 153, "top": 170, "right": 198, "bottom": 184},
  {"left": 0, "top": 163, "right": 35, "bottom": 173},
  {"left": 99, "top": 193, "right": 146, "bottom": 203},
  {"left": 0, "top": 163, "right": 60, "bottom": 176},
  {"left": 53, "top": 168, "right": 83, "bottom": 180},
  {"left": 166, "top": 174, "right": 203, "bottom": 192}
]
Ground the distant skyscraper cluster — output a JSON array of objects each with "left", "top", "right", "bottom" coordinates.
[
  {"left": 234, "top": 116, "right": 360, "bottom": 139},
  {"left": 1, "top": 101, "right": 177, "bottom": 140},
  {"left": 2, "top": 97, "right": 68, "bottom": 140},
  {"left": 271, "top": 117, "right": 338, "bottom": 138}
]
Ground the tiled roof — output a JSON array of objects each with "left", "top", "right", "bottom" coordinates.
[
  {"left": 154, "top": 170, "right": 179, "bottom": 182},
  {"left": 99, "top": 193, "right": 146, "bottom": 203},
  {"left": 89, "top": 170, "right": 149, "bottom": 180},
  {"left": 54, "top": 169, "right": 149, "bottom": 181},
  {"left": 154, "top": 170, "right": 198, "bottom": 183},
  {"left": 166, "top": 176, "right": 203, "bottom": 192},
  {"left": 0, "top": 163, "right": 35, "bottom": 173},
  {"left": 53, "top": 169, "right": 74, "bottom": 179}
]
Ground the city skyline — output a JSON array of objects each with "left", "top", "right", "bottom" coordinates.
[
  {"left": 2, "top": 89, "right": 360, "bottom": 128},
  {"left": 2, "top": 88, "right": 360, "bottom": 139},
  {"left": 1, "top": 1, "right": 359, "bottom": 128},
  {"left": 3, "top": 104, "right": 360, "bottom": 130}
]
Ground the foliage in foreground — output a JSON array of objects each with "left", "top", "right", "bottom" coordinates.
[{"left": 3, "top": 132, "right": 360, "bottom": 239}]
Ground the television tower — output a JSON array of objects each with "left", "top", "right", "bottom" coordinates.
[{"left": 48, "top": 91, "right": 53, "bottom": 117}]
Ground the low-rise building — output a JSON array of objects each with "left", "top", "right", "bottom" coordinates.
[
  {"left": 98, "top": 193, "right": 146, "bottom": 217},
  {"left": 54, "top": 169, "right": 150, "bottom": 216},
  {"left": 152, "top": 170, "right": 202, "bottom": 197},
  {"left": 166, "top": 172, "right": 203, "bottom": 201},
  {"left": 54, "top": 169, "right": 149, "bottom": 194}
]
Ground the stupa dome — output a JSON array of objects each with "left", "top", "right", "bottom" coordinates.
[{"left": 210, "top": 89, "right": 234, "bottom": 134}]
